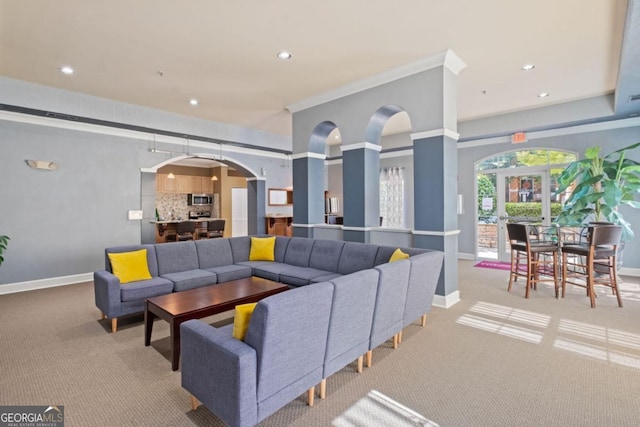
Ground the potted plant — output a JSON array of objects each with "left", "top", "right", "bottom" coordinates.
[
  {"left": 555, "top": 142, "right": 640, "bottom": 241},
  {"left": 0, "top": 235, "right": 9, "bottom": 267}
]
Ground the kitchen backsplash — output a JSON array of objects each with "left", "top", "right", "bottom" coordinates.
[{"left": 156, "top": 193, "right": 220, "bottom": 220}]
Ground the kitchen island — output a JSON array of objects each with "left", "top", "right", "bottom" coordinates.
[{"left": 150, "top": 218, "right": 226, "bottom": 243}]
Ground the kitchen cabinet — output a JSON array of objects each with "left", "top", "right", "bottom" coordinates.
[
  {"left": 158, "top": 173, "right": 177, "bottom": 193},
  {"left": 157, "top": 174, "right": 214, "bottom": 194},
  {"left": 201, "top": 176, "right": 214, "bottom": 194},
  {"left": 176, "top": 175, "right": 201, "bottom": 194}
]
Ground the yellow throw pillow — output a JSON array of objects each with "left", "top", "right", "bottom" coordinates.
[
  {"left": 107, "top": 249, "right": 152, "bottom": 284},
  {"left": 232, "top": 302, "right": 258, "bottom": 340},
  {"left": 249, "top": 236, "right": 276, "bottom": 261},
  {"left": 389, "top": 248, "right": 410, "bottom": 263}
]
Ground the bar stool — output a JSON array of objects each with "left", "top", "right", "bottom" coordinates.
[
  {"left": 199, "top": 219, "right": 225, "bottom": 239},
  {"left": 506, "top": 223, "right": 559, "bottom": 298},
  {"left": 166, "top": 221, "right": 196, "bottom": 242},
  {"left": 561, "top": 224, "right": 623, "bottom": 308}
]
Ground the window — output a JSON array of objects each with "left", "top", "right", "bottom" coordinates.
[
  {"left": 379, "top": 167, "right": 405, "bottom": 228},
  {"left": 477, "top": 149, "right": 577, "bottom": 171}
]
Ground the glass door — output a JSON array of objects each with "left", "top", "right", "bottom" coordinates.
[
  {"left": 496, "top": 172, "right": 549, "bottom": 262},
  {"left": 475, "top": 149, "right": 578, "bottom": 261}
]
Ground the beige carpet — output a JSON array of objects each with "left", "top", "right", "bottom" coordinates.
[{"left": 2, "top": 260, "right": 640, "bottom": 426}]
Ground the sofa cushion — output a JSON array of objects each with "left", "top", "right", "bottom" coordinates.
[
  {"left": 273, "top": 236, "right": 291, "bottom": 263},
  {"left": 235, "top": 260, "right": 277, "bottom": 276},
  {"left": 337, "top": 242, "right": 379, "bottom": 274},
  {"left": 107, "top": 249, "right": 152, "bottom": 284},
  {"left": 282, "top": 237, "right": 315, "bottom": 267},
  {"left": 119, "top": 276, "right": 174, "bottom": 302},
  {"left": 105, "top": 244, "right": 159, "bottom": 277},
  {"left": 311, "top": 273, "right": 342, "bottom": 283},
  {"left": 403, "top": 251, "right": 444, "bottom": 327},
  {"left": 204, "top": 264, "right": 252, "bottom": 283},
  {"left": 229, "top": 236, "right": 251, "bottom": 263},
  {"left": 195, "top": 239, "right": 234, "bottom": 268},
  {"left": 155, "top": 241, "right": 199, "bottom": 275},
  {"left": 249, "top": 236, "right": 276, "bottom": 261},
  {"left": 233, "top": 302, "right": 258, "bottom": 340},
  {"left": 252, "top": 263, "right": 291, "bottom": 283},
  {"left": 370, "top": 259, "right": 411, "bottom": 350},
  {"left": 162, "top": 269, "right": 217, "bottom": 292},
  {"left": 278, "top": 266, "right": 336, "bottom": 287},
  {"left": 308, "top": 239, "right": 345, "bottom": 273},
  {"left": 245, "top": 282, "right": 333, "bottom": 404},
  {"left": 324, "top": 269, "right": 379, "bottom": 377}
]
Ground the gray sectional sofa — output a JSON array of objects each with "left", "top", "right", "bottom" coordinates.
[
  {"left": 94, "top": 235, "right": 444, "bottom": 426},
  {"left": 180, "top": 248, "right": 443, "bottom": 427},
  {"left": 94, "top": 236, "right": 440, "bottom": 333}
]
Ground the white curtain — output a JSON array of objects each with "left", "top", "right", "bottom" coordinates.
[{"left": 379, "top": 166, "right": 405, "bottom": 228}]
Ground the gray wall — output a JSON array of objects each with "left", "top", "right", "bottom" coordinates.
[
  {"left": 292, "top": 68, "right": 448, "bottom": 153},
  {"left": 0, "top": 81, "right": 292, "bottom": 286}
]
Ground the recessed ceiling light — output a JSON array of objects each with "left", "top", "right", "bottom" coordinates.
[
  {"left": 538, "top": 92, "right": 550, "bottom": 98},
  {"left": 60, "top": 66, "right": 74, "bottom": 75},
  {"left": 521, "top": 64, "right": 535, "bottom": 71},
  {"left": 189, "top": 99, "right": 198, "bottom": 106},
  {"left": 277, "top": 51, "right": 292, "bottom": 60}
]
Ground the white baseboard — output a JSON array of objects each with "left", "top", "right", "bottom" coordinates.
[
  {"left": 458, "top": 252, "right": 475, "bottom": 260},
  {"left": 619, "top": 267, "right": 640, "bottom": 277},
  {"left": 432, "top": 290, "right": 460, "bottom": 309},
  {"left": 0, "top": 273, "right": 93, "bottom": 295}
]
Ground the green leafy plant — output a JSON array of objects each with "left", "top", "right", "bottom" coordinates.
[
  {"left": 555, "top": 142, "right": 640, "bottom": 240},
  {"left": 477, "top": 174, "right": 496, "bottom": 213},
  {"left": 0, "top": 235, "right": 9, "bottom": 266}
]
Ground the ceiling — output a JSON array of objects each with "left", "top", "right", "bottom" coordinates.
[{"left": 1, "top": 0, "right": 638, "bottom": 141}]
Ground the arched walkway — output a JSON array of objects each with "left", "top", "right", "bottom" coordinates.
[{"left": 141, "top": 154, "right": 266, "bottom": 244}]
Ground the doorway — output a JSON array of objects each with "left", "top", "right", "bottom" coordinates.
[
  {"left": 232, "top": 187, "right": 248, "bottom": 236},
  {"left": 475, "top": 149, "right": 577, "bottom": 261}
]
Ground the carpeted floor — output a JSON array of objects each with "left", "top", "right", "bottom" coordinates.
[{"left": 2, "top": 260, "right": 640, "bottom": 426}]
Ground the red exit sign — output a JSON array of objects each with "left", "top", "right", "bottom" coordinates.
[{"left": 511, "top": 132, "right": 527, "bottom": 144}]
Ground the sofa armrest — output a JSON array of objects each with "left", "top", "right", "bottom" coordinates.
[
  {"left": 181, "top": 320, "right": 258, "bottom": 427},
  {"left": 93, "top": 270, "right": 122, "bottom": 317}
]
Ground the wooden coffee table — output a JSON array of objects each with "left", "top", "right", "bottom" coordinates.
[{"left": 144, "top": 276, "right": 288, "bottom": 370}]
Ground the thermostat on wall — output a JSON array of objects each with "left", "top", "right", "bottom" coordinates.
[{"left": 128, "top": 210, "right": 143, "bottom": 220}]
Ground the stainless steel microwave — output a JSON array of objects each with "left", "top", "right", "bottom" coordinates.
[{"left": 187, "top": 194, "right": 213, "bottom": 206}]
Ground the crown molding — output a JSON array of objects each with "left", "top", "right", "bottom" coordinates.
[
  {"left": 291, "top": 152, "right": 326, "bottom": 160},
  {"left": 340, "top": 142, "right": 382, "bottom": 152},
  {"left": 412, "top": 128, "right": 460, "bottom": 141},
  {"left": 286, "top": 49, "right": 464, "bottom": 113}
]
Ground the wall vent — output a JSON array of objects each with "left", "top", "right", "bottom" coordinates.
[{"left": 629, "top": 94, "right": 640, "bottom": 102}]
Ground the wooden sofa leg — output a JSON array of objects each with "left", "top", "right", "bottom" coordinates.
[
  {"left": 190, "top": 395, "right": 200, "bottom": 411},
  {"left": 421, "top": 314, "right": 427, "bottom": 327},
  {"left": 320, "top": 379, "right": 326, "bottom": 399},
  {"left": 398, "top": 330, "right": 403, "bottom": 345},
  {"left": 366, "top": 350, "right": 372, "bottom": 368},
  {"left": 100, "top": 311, "right": 106, "bottom": 320},
  {"left": 393, "top": 334, "right": 399, "bottom": 349},
  {"left": 111, "top": 318, "right": 118, "bottom": 333},
  {"left": 357, "top": 355, "right": 363, "bottom": 373},
  {"left": 308, "top": 386, "right": 315, "bottom": 406}
]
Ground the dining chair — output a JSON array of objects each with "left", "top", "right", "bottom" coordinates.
[
  {"left": 506, "top": 222, "right": 559, "bottom": 298},
  {"left": 560, "top": 224, "right": 623, "bottom": 308},
  {"left": 166, "top": 221, "right": 196, "bottom": 242}
]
